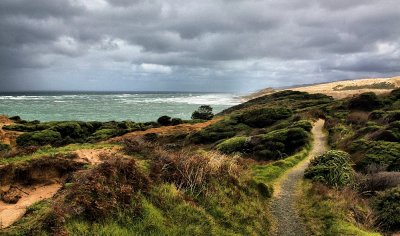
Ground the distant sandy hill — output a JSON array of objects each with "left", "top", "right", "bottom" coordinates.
[{"left": 247, "top": 76, "right": 400, "bottom": 100}]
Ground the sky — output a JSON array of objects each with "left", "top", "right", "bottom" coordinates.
[{"left": 0, "top": 0, "right": 399, "bottom": 92}]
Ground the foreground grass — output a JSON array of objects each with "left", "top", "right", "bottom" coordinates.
[
  {"left": 252, "top": 145, "right": 311, "bottom": 184},
  {"left": 0, "top": 143, "right": 119, "bottom": 165},
  {"left": 299, "top": 181, "right": 381, "bottom": 236}
]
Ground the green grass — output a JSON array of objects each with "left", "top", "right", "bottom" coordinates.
[
  {"left": 65, "top": 183, "right": 270, "bottom": 236},
  {"left": 0, "top": 143, "right": 120, "bottom": 165},
  {"left": 299, "top": 181, "right": 381, "bottom": 236},
  {"left": 252, "top": 146, "right": 311, "bottom": 184}
]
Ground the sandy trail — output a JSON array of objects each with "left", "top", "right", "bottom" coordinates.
[
  {"left": 0, "top": 183, "right": 61, "bottom": 229},
  {"left": 269, "top": 119, "right": 327, "bottom": 236}
]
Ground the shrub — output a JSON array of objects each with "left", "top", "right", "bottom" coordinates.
[
  {"left": 144, "top": 133, "right": 158, "bottom": 142},
  {"left": 390, "top": 88, "right": 400, "bottom": 100},
  {"left": 305, "top": 150, "right": 355, "bottom": 188},
  {"left": 369, "top": 110, "right": 385, "bottom": 120},
  {"left": 171, "top": 118, "right": 183, "bottom": 126},
  {"left": 50, "top": 122, "right": 83, "bottom": 139},
  {"left": 189, "top": 118, "right": 250, "bottom": 144},
  {"left": 88, "top": 129, "right": 126, "bottom": 142},
  {"left": 374, "top": 187, "right": 400, "bottom": 230},
  {"left": 235, "top": 107, "right": 292, "bottom": 128},
  {"left": 216, "top": 136, "right": 250, "bottom": 154},
  {"left": 384, "top": 110, "right": 400, "bottom": 123},
  {"left": 290, "top": 120, "right": 313, "bottom": 132},
  {"left": 191, "top": 105, "right": 214, "bottom": 120},
  {"left": 256, "top": 182, "right": 273, "bottom": 198},
  {"left": 56, "top": 157, "right": 150, "bottom": 222},
  {"left": 0, "top": 143, "right": 10, "bottom": 152},
  {"left": 357, "top": 172, "right": 400, "bottom": 192},
  {"left": 348, "top": 92, "right": 382, "bottom": 111},
  {"left": 251, "top": 127, "right": 309, "bottom": 160},
  {"left": 157, "top": 116, "right": 172, "bottom": 126},
  {"left": 16, "top": 130, "right": 62, "bottom": 147},
  {"left": 151, "top": 150, "right": 241, "bottom": 196},
  {"left": 349, "top": 140, "right": 400, "bottom": 171}
]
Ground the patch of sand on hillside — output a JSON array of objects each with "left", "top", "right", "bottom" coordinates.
[
  {"left": 289, "top": 76, "right": 400, "bottom": 99},
  {"left": 0, "top": 116, "right": 22, "bottom": 146},
  {"left": 0, "top": 183, "right": 61, "bottom": 229}
]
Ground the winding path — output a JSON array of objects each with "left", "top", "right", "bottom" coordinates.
[{"left": 270, "top": 119, "right": 327, "bottom": 236}]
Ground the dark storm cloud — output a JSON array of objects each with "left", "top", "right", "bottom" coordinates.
[{"left": 0, "top": 0, "right": 399, "bottom": 92}]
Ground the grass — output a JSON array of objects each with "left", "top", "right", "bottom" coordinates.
[
  {"left": 299, "top": 181, "right": 382, "bottom": 236},
  {"left": 252, "top": 145, "right": 311, "bottom": 184},
  {"left": 65, "top": 182, "right": 270, "bottom": 236},
  {"left": 0, "top": 143, "right": 120, "bottom": 165}
]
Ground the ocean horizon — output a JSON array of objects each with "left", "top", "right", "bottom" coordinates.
[{"left": 0, "top": 91, "right": 241, "bottom": 122}]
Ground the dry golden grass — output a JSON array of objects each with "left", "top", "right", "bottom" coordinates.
[{"left": 290, "top": 76, "right": 400, "bottom": 99}]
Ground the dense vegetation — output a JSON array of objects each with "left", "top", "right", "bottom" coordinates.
[
  {"left": 302, "top": 89, "right": 400, "bottom": 235},
  {"left": 1, "top": 89, "right": 399, "bottom": 235}
]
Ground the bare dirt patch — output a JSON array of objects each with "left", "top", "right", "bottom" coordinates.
[{"left": 0, "top": 183, "right": 61, "bottom": 229}]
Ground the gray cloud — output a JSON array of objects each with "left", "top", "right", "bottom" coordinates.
[{"left": 0, "top": 0, "right": 399, "bottom": 92}]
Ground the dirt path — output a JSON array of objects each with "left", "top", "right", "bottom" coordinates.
[
  {"left": 0, "top": 183, "right": 61, "bottom": 229},
  {"left": 269, "top": 119, "right": 327, "bottom": 236}
]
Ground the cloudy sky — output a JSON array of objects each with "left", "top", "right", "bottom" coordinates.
[{"left": 0, "top": 0, "right": 399, "bottom": 92}]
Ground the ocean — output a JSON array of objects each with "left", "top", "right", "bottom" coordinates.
[{"left": 0, "top": 92, "right": 241, "bottom": 122}]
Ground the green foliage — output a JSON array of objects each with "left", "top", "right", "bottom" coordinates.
[
  {"left": 300, "top": 182, "right": 381, "bottom": 236},
  {"left": 253, "top": 147, "right": 310, "bottom": 183},
  {"left": 216, "top": 136, "right": 249, "bottom": 154},
  {"left": 157, "top": 115, "right": 172, "bottom": 126},
  {"left": 390, "top": 88, "right": 400, "bottom": 100},
  {"left": 88, "top": 128, "right": 127, "bottom": 142},
  {"left": 16, "top": 130, "right": 62, "bottom": 147},
  {"left": 374, "top": 187, "right": 400, "bottom": 230},
  {"left": 171, "top": 118, "right": 183, "bottom": 125},
  {"left": 333, "top": 82, "right": 395, "bottom": 91},
  {"left": 349, "top": 139, "right": 400, "bottom": 171},
  {"left": 221, "top": 90, "right": 333, "bottom": 115},
  {"left": 305, "top": 150, "right": 355, "bottom": 188},
  {"left": 252, "top": 127, "right": 309, "bottom": 160},
  {"left": 191, "top": 105, "right": 214, "bottom": 120},
  {"left": 189, "top": 118, "right": 250, "bottom": 144},
  {"left": 289, "top": 120, "right": 313, "bottom": 131},
  {"left": 348, "top": 92, "right": 383, "bottom": 111},
  {"left": 235, "top": 107, "right": 292, "bottom": 128},
  {"left": 50, "top": 122, "right": 84, "bottom": 139},
  {"left": 256, "top": 182, "right": 274, "bottom": 198},
  {"left": 0, "top": 143, "right": 10, "bottom": 152}
]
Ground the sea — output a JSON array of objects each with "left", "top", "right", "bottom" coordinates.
[{"left": 0, "top": 92, "right": 241, "bottom": 122}]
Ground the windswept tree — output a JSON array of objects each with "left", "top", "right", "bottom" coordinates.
[{"left": 191, "top": 105, "right": 214, "bottom": 120}]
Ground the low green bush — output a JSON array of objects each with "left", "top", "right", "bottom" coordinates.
[
  {"left": 171, "top": 118, "right": 183, "bottom": 126},
  {"left": 157, "top": 116, "right": 172, "bottom": 126},
  {"left": 349, "top": 139, "right": 400, "bottom": 171},
  {"left": 216, "top": 136, "right": 250, "bottom": 154},
  {"left": 305, "top": 150, "right": 355, "bottom": 188},
  {"left": 50, "top": 122, "right": 84, "bottom": 139},
  {"left": 0, "top": 143, "right": 10, "bottom": 151},
  {"left": 88, "top": 129, "right": 126, "bottom": 142},
  {"left": 189, "top": 118, "right": 250, "bottom": 144},
  {"left": 235, "top": 107, "right": 292, "bottom": 128},
  {"left": 348, "top": 92, "right": 382, "bottom": 111},
  {"left": 290, "top": 120, "right": 313, "bottom": 131},
  {"left": 374, "top": 187, "right": 400, "bottom": 230},
  {"left": 250, "top": 127, "right": 309, "bottom": 160},
  {"left": 16, "top": 130, "right": 62, "bottom": 147}
]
